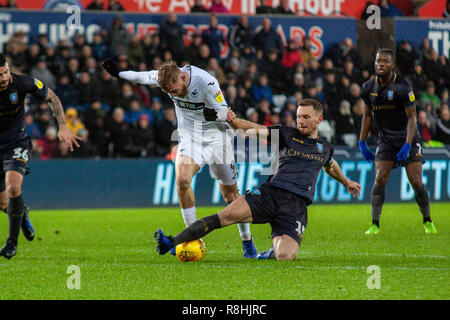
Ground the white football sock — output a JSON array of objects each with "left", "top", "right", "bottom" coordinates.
[
  {"left": 237, "top": 223, "right": 252, "bottom": 241},
  {"left": 181, "top": 206, "right": 197, "bottom": 227}
]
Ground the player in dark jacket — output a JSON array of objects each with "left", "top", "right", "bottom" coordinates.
[
  {"left": 0, "top": 54, "right": 82, "bottom": 259},
  {"left": 359, "top": 49, "right": 437, "bottom": 235}
]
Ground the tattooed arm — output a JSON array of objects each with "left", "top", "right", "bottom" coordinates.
[{"left": 45, "top": 88, "right": 82, "bottom": 151}]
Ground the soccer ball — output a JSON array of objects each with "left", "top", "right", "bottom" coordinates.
[{"left": 175, "top": 239, "right": 206, "bottom": 262}]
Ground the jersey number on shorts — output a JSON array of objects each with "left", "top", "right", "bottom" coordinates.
[{"left": 12, "top": 148, "right": 29, "bottom": 162}]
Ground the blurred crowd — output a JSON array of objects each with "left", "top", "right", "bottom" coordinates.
[{"left": 2, "top": 8, "right": 450, "bottom": 160}]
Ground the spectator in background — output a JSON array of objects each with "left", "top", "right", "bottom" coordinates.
[
  {"left": 202, "top": 15, "right": 225, "bottom": 60},
  {"left": 342, "top": 59, "right": 361, "bottom": 84},
  {"left": 35, "top": 102, "right": 55, "bottom": 135},
  {"left": 65, "top": 108, "right": 86, "bottom": 137},
  {"left": 30, "top": 57, "right": 56, "bottom": 89},
  {"left": 106, "top": 107, "right": 131, "bottom": 158},
  {"left": 210, "top": 0, "right": 230, "bottom": 13},
  {"left": 352, "top": 98, "right": 365, "bottom": 139},
  {"left": 300, "top": 37, "right": 316, "bottom": 68},
  {"left": 125, "top": 100, "right": 152, "bottom": 124},
  {"left": 234, "top": 86, "right": 254, "bottom": 118},
  {"left": 156, "top": 108, "right": 177, "bottom": 157},
  {"left": 282, "top": 39, "right": 303, "bottom": 71},
  {"left": 55, "top": 74, "right": 79, "bottom": 108},
  {"left": 127, "top": 34, "right": 145, "bottom": 67},
  {"left": 187, "top": 33, "right": 203, "bottom": 63},
  {"left": 323, "top": 71, "right": 339, "bottom": 115},
  {"left": 256, "top": 0, "right": 275, "bottom": 14},
  {"left": 289, "top": 73, "right": 306, "bottom": 96},
  {"left": 143, "top": 34, "right": 163, "bottom": 67},
  {"left": 91, "top": 32, "right": 109, "bottom": 61},
  {"left": 83, "top": 100, "right": 107, "bottom": 156},
  {"left": 129, "top": 114, "right": 155, "bottom": 158},
  {"left": 348, "top": 83, "right": 361, "bottom": 106},
  {"left": 97, "top": 69, "right": 120, "bottom": 108},
  {"left": 25, "top": 113, "right": 43, "bottom": 140},
  {"left": 436, "top": 107, "right": 450, "bottom": 144},
  {"left": 335, "top": 100, "right": 357, "bottom": 147},
  {"left": 379, "top": 0, "right": 403, "bottom": 17},
  {"left": 108, "top": 0, "right": 124, "bottom": 11},
  {"left": 229, "top": 15, "right": 253, "bottom": 54},
  {"left": 160, "top": 14, "right": 187, "bottom": 64},
  {"left": 440, "top": 89, "right": 449, "bottom": 107},
  {"left": 275, "top": 0, "right": 295, "bottom": 14},
  {"left": 149, "top": 97, "right": 164, "bottom": 124},
  {"left": 396, "top": 39, "right": 420, "bottom": 75},
  {"left": 437, "top": 55, "right": 450, "bottom": 90},
  {"left": 423, "top": 49, "right": 440, "bottom": 84},
  {"left": 246, "top": 107, "right": 259, "bottom": 123},
  {"left": 264, "top": 48, "right": 287, "bottom": 94},
  {"left": 40, "top": 127, "right": 59, "bottom": 160},
  {"left": 86, "top": 0, "right": 104, "bottom": 10},
  {"left": 420, "top": 81, "right": 441, "bottom": 111},
  {"left": 75, "top": 72, "right": 99, "bottom": 106},
  {"left": 251, "top": 73, "right": 273, "bottom": 104},
  {"left": 417, "top": 110, "right": 434, "bottom": 142},
  {"left": 253, "top": 18, "right": 283, "bottom": 59},
  {"left": 25, "top": 44, "right": 41, "bottom": 73},
  {"left": 117, "top": 83, "right": 142, "bottom": 111},
  {"left": 194, "top": 44, "right": 211, "bottom": 69},
  {"left": 206, "top": 58, "right": 227, "bottom": 86},
  {"left": 191, "top": 0, "right": 209, "bottom": 13},
  {"left": 409, "top": 60, "right": 428, "bottom": 96},
  {"left": 108, "top": 16, "right": 130, "bottom": 56},
  {"left": 443, "top": 0, "right": 450, "bottom": 18}
]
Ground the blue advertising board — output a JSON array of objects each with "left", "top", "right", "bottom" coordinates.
[
  {"left": 0, "top": 10, "right": 356, "bottom": 59},
  {"left": 22, "top": 149, "right": 450, "bottom": 209},
  {"left": 395, "top": 18, "right": 450, "bottom": 59}
]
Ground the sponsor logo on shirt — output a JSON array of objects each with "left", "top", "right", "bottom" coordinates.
[
  {"left": 9, "top": 92, "right": 18, "bottom": 104},
  {"left": 34, "top": 78, "right": 43, "bottom": 89},
  {"left": 213, "top": 91, "right": 224, "bottom": 103},
  {"left": 387, "top": 90, "right": 394, "bottom": 101},
  {"left": 173, "top": 99, "right": 205, "bottom": 110}
]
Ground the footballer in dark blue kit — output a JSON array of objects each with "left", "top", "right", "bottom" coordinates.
[
  {"left": 0, "top": 54, "right": 82, "bottom": 259},
  {"left": 154, "top": 99, "right": 361, "bottom": 260},
  {"left": 359, "top": 49, "right": 437, "bottom": 235}
]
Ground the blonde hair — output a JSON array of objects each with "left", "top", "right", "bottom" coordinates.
[{"left": 158, "top": 61, "right": 181, "bottom": 93}]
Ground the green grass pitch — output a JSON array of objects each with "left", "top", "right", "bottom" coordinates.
[{"left": 0, "top": 203, "right": 449, "bottom": 300}]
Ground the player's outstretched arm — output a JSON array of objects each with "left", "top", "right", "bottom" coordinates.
[
  {"left": 45, "top": 88, "right": 82, "bottom": 152},
  {"left": 226, "top": 108, "right": 269, "bottom": 137},
  {"left": 323, "top": 161, "right": 361, "bottom": 198},
  {"left": 102, "top": 58, "right": 159, "bottom": 86}
]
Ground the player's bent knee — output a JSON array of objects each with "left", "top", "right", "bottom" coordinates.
[
  {"left": 176, "top": 176, "right": 192, "bottom": 191},
  {"left": 6, "top": 185, "right": 21, "bottom": 198},
  {"left": 223, "top": 192, "right": 239, "bottom": 204},
  {"left": 275, "top": 250, "right": 297, "bottom": 261}
]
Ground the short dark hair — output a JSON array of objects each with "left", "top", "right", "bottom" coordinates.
[
  {"left": 377, "top": 48, "right": 395, "bottom": 60},
  {"left": 298, "top": 99, "right": 323, "bottom": 114},
  {"left": 0, "top": 54, "right": 6, "bottom": 67}
]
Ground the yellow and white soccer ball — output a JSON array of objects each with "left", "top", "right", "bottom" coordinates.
[{"left": 175, "top": 239, "right": 206, "bottom": 262}]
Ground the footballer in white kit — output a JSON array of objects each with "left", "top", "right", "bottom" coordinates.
[{"left": 102, "top": 59, "right": 257, "bottom": 258}]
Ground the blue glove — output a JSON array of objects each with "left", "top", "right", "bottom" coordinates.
[
  {"left": 396, "top": 143, "right": 411, "bottom": 162},
  {"left": 359, "top": 140, "right": 375, "bottom": 162}
]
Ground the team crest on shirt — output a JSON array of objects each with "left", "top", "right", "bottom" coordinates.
[
  {"left": 191, "top": 88, "right": 198, "bottom": 97},
  {"left": 213, "top": 90, "right": 224, "bottom": 103},
  {"left": 316, "top": 142, "right": 323, "bottom": 153},
  {"left": 387, "top": 90, "right": 394, "bottom": 101},
  {"left": 9, "top": 92, "right": 18, "bottom": 104},
  {"left": 408, "top": 91, "right": 415, "bottom": 102},
  {"left": 34, "top": 78, "right": 43, "bottom": 89}
]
